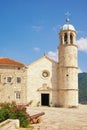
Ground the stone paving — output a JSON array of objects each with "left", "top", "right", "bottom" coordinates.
[{"left": 20, "top": 105, "right": 87, "bottom": 130}]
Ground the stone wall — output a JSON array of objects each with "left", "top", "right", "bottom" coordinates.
[
  {"left": 27, "top": 56, "right": 58, "bottom": 107},
  {"left": 0, "top": 65, "right": 27, "bottom": 105},
  {"left": 0, "top": 119, "right": 19, "bottom": 130},
  {"left": 58, "top": 45, "right": 78, "bottom": 67}
]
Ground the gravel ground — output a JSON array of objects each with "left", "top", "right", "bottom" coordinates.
[{"left": 20, "top": 105, "right": 87, "bottom": 130}]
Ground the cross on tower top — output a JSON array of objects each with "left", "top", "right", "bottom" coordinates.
[
  {"left": 65, "top": 11, "right": 71, "bottom": 18},
  {"left": 65, "top": 11, "right": 71, "bottom": 23}
]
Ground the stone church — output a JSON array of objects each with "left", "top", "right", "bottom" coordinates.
[{"left": 0, "top": 19, "right": 78, "bottom": 108}]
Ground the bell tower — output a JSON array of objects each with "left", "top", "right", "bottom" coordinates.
[{"left": 58, "top": 18, "right": 78, "bottom": 107}]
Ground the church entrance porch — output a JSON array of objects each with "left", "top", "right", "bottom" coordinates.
[{"left": 41, "top": 94, "right": 49, "bottom": 106}]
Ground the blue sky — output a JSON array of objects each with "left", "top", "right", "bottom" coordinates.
[{"left": 0, "top": 0, "right": 87, "bottom": 72}]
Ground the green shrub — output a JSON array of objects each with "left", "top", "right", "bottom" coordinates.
[
  {"left": 0, "top": 109, "right": 9, "bottom": 122},
  {"left": 0, "top": 102, "right": 30, "bottom": 128}
]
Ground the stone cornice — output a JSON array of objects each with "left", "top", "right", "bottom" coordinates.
[
  {"left": 58, "top": 89, "right": 78, "bottom": 91},
  {"left": 58, "top": 66, "right": 78, "bottom": 69},
  {"left": 58, "top": 44, "right": 78, "bottom": 49}
]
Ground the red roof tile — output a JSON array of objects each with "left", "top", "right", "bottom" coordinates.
[{"left": 0, "top": 57, "right": 25, "bottom": 67}]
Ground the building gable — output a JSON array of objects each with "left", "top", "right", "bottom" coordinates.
[{"left": 27, "top": 55, "right": 58, "bottom": 68}]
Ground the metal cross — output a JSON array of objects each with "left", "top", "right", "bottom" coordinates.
[
  {"left": 65, "top": 11, "right": 71, "bottom": 19},
  {"left": 65, "top": 11, "right": 71, "bottom": 23}
]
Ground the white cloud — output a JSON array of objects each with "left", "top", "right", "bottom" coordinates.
[
  {"left": 34, "top": 47, "right": 40, "bottom": 51},
  {"left": 78, "top": 68, "right": 82, "bottom": 73},
  {"left": 47, "top": 50, "right": 58, "bottom": 62},
  {"left": 77, "top": 37, "right": 87, "bottom": 52},
  {"left": 32, "top": 25, "right": 43, "bottom": 32}
]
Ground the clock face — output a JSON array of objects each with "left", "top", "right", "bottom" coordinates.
[{"left": 42, "top": 71, "right": 49, "bottom": 78}]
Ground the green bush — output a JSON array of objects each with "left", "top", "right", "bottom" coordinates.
[
  {"left": 0, "top": 102, "right": 30, "bottom": 128},
  {"left": 0, "top": 109, "right": 9, "bottom": 122}
]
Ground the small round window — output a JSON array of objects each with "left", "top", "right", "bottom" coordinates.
[{"left": 42, "top": 71, "right": 50, "bottom": 78}]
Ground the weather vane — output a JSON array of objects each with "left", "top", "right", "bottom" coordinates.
[{"left": 65, "top": 11, "right": 71, "bottom": 23}]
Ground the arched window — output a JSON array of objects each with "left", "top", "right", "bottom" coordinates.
[
  {"left": 70, "top": 33, "right": 73, "bottom": 44},
  {"left": 64, "top": 33, "right": 67, "bottom": 44}
]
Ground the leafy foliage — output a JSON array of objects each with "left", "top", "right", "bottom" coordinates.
[
  {"left": 78, "top": 72, "right": 87, "bottom": 103},
  {"left": 0, "top": 102, "right": 30, "bottom": 128}
]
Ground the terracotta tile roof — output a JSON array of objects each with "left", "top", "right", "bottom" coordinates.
[{"left": 0, "top": 57, "right": 25, "bottom": 67}]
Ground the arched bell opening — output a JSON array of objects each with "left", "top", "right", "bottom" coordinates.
[
  {"left": 70, "top": 33, "right": 73, "bottom": 44},
  {"left": 64, "top": 33, "right": 68, "bottom": 44}
]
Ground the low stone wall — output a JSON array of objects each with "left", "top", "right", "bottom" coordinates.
[{"left": 0, "top": 119, "right": 20, "bottom": 130}]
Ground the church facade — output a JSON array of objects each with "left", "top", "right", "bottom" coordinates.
[{"left": 0, "top": 20, "right": 78, "bottom": 107}]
